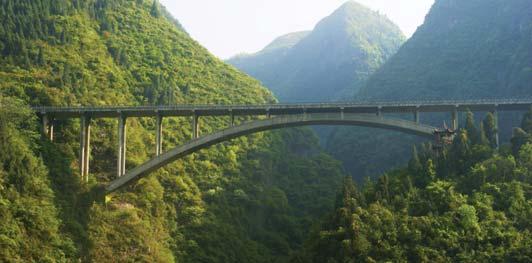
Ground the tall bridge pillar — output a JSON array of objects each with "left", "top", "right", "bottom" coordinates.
[
  {"left": 451, "top": 107, "right": 459, "bottom": 130},
  {"left": 80, "top": 115, "right": 91, "bottom": 181},
  {"left": 229, "top": 110, "right": 235, "bottom": 127},
  {"left": 117, "top": 115, "right": 127, "bottom": 177},
  {"left": 491, "top": 107, "right": 500, "bottom": 149},
  {"left": 377, "top": 106, "right": 382, "bottom": 117},
  {"left": 41, "top": 114, "right": 54, "bottom": 141},
  {"left": 414, "top": 109, "right": 420, "bottom": 124},
  {"left": 156, "top": 114, "right": 163, "bottom": 156},
  {"left": 193, "top": 114, "right": 200, "bottom": 139}
]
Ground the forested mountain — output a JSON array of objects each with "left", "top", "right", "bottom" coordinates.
[
  {"left": 293, "top": 110, "right": 532, "bottom": 262},
  {"left": 326, "top": 0, "right": 532, "bottom": 179},
  {"left": 0, "top": 0, "right": 345, "bottom": 261},
  {"left": 359, "top": 0, "right": 532, "bottom": 100},
  {"left": 228, "top": 1, "right": 405, "bottom": 102},
  {"left": 229, "top": 31, "right": 309, "bottom": 90}
]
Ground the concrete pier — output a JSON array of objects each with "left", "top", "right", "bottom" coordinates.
[
  {"left": 451, "top": 108, "right": 458, "bottom": 130},
  {"left": 193, "top": 114, "right": 200, "bottom": 139},
  {"left": 117, "top": 115, "right": 127, "bottom": 177},
  {"left": 80, "top": 116, "right": 91, "bottom": 180},
  {"left": 42, "top": 115, "right": 54, "bottom": 141},
  {"left": 156, "top": 114, "right": 163, "bottom": 156},
  {"left": 491, "top": 107, "right": 500, "bottom": 148}
]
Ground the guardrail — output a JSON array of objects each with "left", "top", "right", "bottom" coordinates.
[{"left": 31, "top": 98, "right": 532, "bottom": 112}]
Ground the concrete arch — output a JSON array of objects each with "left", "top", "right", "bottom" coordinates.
[{"left": 106, "top": 113, "right": 437, "bottom": 193}]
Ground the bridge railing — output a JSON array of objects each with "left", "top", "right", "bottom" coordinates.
[{"left": 31, "top": 98, "right": 532, "bottom": 112}]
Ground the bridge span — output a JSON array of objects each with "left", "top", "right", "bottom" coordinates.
[{"left": 33, "top": 99, "right": 532, "bottom": 193}]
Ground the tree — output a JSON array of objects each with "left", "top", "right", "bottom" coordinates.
[
  {"left": 511, "top": 128, "right": 531, "bottom": 155},
  {"left": 521, "top": 106, "right": 532, "bottom": 133},
  {"left": 465, "top": 110, "right": 479, "bottom": 145},
  {"left": 478, "top": 122, "right": 489, "bottom": 146},
  {"left": 150, "top": 0, "right": 161, "bottom": 18},
  {"left": 483, "top": 112, "right": 498, "bottom": 148},
  {"left": 408, "top": 146, "right": 422, "bottom": 175},
  {"left": 37, "top": 46, "right": 45, "bottom": 65}
]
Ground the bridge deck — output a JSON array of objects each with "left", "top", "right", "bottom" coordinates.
[{"left": 32, "top": 99, "right": 532, "bottom": 118}]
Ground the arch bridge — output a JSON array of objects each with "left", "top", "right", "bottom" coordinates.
[{"left": 33, "top": 99, "right": 532, "bottom": 193}]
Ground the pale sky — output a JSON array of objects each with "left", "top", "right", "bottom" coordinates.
[{"left": 160, "top": 0, "right": 435, "bottom": 59}]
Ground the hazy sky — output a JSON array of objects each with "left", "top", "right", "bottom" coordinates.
[{"left": 160, "top": 0, "right": 435, "bottom": 59}]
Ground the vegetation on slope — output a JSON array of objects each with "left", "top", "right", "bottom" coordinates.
[
  {"left": 228, "top": 1, "right": 405, "bottom": 102},
  {"left": 294, "top": 110, "right": 532, "bottom": 262},
  {"left": 0, "top": 97, "right": 76, "bottom": 262},
  {"left": 0, "top": 0, "right": 345, "bottom": 261},
  {"left": 326, "top": 0, "right": 532, "bottom": 180},
  {"left": 359, "top": 0, "right": 532, "bottom": 100}
]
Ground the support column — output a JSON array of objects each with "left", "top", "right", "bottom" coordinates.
[
  {"left": 48, "top": 120, "right": 54, "bottom": 141},
  {"left": 42, "top": 114, "right": 54, "bottom": 141},
  {"left": 82, "top": 116, "right": 91, "bottom": 181},
  {"left": 340, "top": 107, "right": 345, "bottom": 120},
  {"left": 117, "top": 115, "right": 127, "bottom": 177},
  {"left": 79, "top": 117, "right": 86, "bottom": 177},
  {"left": 266, "top": 109, "right": 271, "bottom": 119},
  {"left": 156, "top": 114, "right": 163, "bottom": 156},
  {"left": 414, "top": 110, "right": 420, "bottom": 124},
  {"left": 377, "top": 106, "right": 382, "bottom": 117},
  {"left": 230, "top": 113, "right": 235, "bottom": 127},
  {"left": 491, "top": 107, "right": 500, "bottom": 149},
  {"left": 451, "top": 108, "right": 458, "bottom": 130},
  {"left": 192, "top": 114, "right": 200, "bottom": 139}
]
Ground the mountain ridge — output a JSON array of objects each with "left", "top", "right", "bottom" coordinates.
[{"left": 228, "top": 0, "right": 405, "bottom": 102}]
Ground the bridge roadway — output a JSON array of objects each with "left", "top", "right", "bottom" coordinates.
[
  {"left": 33, "top": 99, "right": 532, "bottom": 119},
  {"left": 33, "top": 99, "right": 532, "bottom": 193}
]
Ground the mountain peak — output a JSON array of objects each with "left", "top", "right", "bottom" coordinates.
[
  {"left": 228, "top": 1, "right": 405, "bottom": 102},
  {"left": 337, "top": 0, "right": 368, "bottom": 12}
]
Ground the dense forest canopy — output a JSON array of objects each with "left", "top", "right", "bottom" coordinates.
[
  {"left": 0, "top": 0, "right": 531, "bottom": 262},
  {"left": 0, "top": 0, "right": 346, "bottom": 261},
  {"left": 294, "top": 109, "right": 532, "bottom": 262}
]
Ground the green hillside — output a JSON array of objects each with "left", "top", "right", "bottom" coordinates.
[
  {"left": 294, "top": 110, "right": 532, "bottom": 262},
  {"left": 359, "top": 0, "right": 532, "bottom": 100},
  {"left": 326, "top": 0, "right": 532, "bottom": 180},
  {"left": 0, "top": 0, "right": 345, "bottom": 261},
  {"left": 228, "top": 31, "right": 310, "bottom": 90},
  {"left": 228, "top": 1, "right": 405, "bottom": 102}
]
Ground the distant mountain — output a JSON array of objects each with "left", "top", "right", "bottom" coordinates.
[
  {"left": 327, "top": 0, "right": 532, "bottom": 180},
  {"left": 228, "top": 1, "right": 405, "bottom": 102},
  {"left": 229, "top": 31, "right": 310, "bottom": 88},
  {"left": 359, "top": 0, "right": 532, "bottom": 100}
]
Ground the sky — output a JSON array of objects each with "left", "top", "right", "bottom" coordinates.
[{"left": 160, "top": 0, "right": 435, "bottom": 59}]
